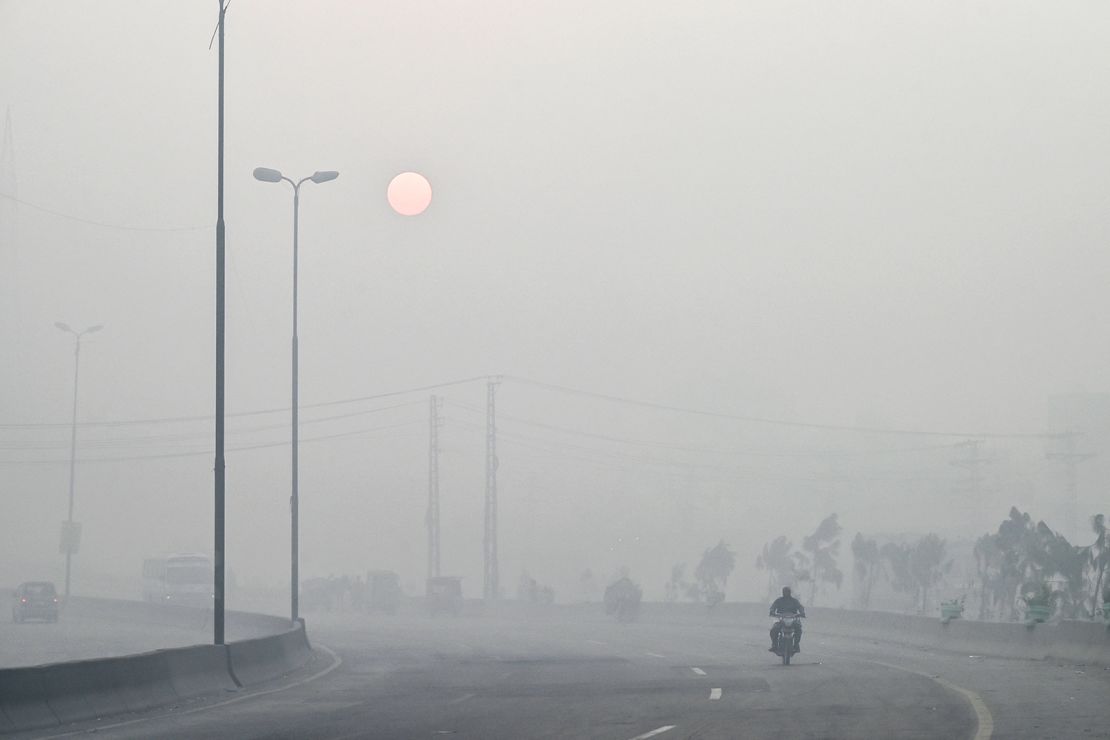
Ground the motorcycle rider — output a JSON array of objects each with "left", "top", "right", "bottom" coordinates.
[{"left": 769, "top": 586, "right": 806, "bottom": 653}]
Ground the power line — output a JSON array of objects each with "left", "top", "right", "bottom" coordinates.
[
  {"left": 0, "top": 376, "right": 491, "bottom": 429},
  {"left": 503, "top": 376, "right": 1053, "bottom": 440},
  {"left": 453, "top": 420, "right": 961, "bottom": 488},
  {"left": 0, "top": 418, "right": 426, "bottom": 465},
  {"left": 0, "top": 190, "right": 207, "bottom": 233},
  {"left": 0, "top": 401, "right": 425, "bottom": 451},
  {"left": 441, "top": 399, "right": 963, "bottom": 457}
]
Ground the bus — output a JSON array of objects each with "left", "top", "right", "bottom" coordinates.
[{"left": 142, "top": 553, "right": 213, "bottom": 607}]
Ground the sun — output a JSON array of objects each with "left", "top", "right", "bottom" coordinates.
[{"left": 387, "top": 172, "right": 432, "bottom": 216}]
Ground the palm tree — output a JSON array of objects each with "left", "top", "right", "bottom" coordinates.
[
  {"left": 1090, "top": 514, "right": 1108, "bottom": 617},
  {"left": 909, "top": 534, "right": 951, "bottom": 614},
  {"left": 756, "top": 536, "right": 795, "bottom": 601},
  {"left": 802, "top": 514, "right": 844, "bottom": 605},
  {"left": 694, "top": 541, "right": 736, "bottom": 606},
  {"left": 881, "top": 541, "right": 915, "bottom": 611},
  {"left": 973, "top": 532, "right": 1003, "bottom": 620},
  {"left": 851, "top": 533, "right": 881, "bottom": 609}
]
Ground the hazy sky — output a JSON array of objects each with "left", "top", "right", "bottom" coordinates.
[{"left": 2, "top": 1, "right": 1109, "bottom": 603}]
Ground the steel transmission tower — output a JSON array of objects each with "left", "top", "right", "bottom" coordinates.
[
  {"left": 1046, "top": 430, "right": 1095, "bottom": 541},
  {"left": 484, "top": 378, "right": 501, "bottom": 600},
  {"left": 0, "top": 107, "right": 20, "bottom": 360},
  {"left": 950, "top": 439, "right": 991, "bottom": 531},
  {"left": 427, "top": 395, "right": 442, "bottom": 582}
]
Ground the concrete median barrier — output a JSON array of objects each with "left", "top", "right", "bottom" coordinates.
[
  {"left": 0, "top": 601, "right": 315, "bottom": 734},
  {"left": 163, "top": 644, "right": 239, "bottom": 699},
  {"left": 796, "top": 605, "right": 1110, "bottom": 664},
  {"left": 227, "top": 619, "right": 313, "bottom": 687},
  {"left": 604, "top": 600, "right": 1110, "bottom": 665},
  {"left": 0, "top": 644, "right": 237, "bottom": 734},
  {"left": 0, "top": 667, "right": 55, "bottom": 732}
]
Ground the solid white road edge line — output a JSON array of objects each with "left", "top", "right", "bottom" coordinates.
[
  {"left": 865, "top": 659, "right": 993, "bottom": 740},
  {"left": 709, "top": 688, "right": 722, "bottom": 700},
  {"left": 690, "top": 666, "right": 707, "bottom": 675},
  {"left": 629, "top": 725, "right": 677, "bottom": 740},
  {"left": 41, "top": 643, "right": 344, "bottom": 739}
]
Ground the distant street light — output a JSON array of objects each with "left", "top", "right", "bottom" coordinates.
[
  {"left": 54, "top": 321, "right": 103, "bottom": 601},
  {"left": 252, "top": 166, "right": 338, "bottom": 625}
]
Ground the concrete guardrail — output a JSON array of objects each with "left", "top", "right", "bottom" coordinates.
[
  {"left": 607, "top": 601, "right": 1110, "bottom": 665},
  {"left": 0, "top": 602, "right": 314, "bottom": 735}
]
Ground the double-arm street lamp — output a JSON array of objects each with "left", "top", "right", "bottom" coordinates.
[
  {"left": 252, "top": 166, "right": 338, "bottom": 624},
  {"left": 54, "top": 321, "right": 103, "bottom": 601}
]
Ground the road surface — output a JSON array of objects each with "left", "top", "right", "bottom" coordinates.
[{"left": 19, "top": 607, "right": 1110, "bottom": 739}]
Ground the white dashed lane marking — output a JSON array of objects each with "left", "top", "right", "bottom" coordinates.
[
  {"left": 690, "top": 667, "right": 707, "bottom": 675},
  {"left": 645, "top": 652, "right": 666, "bottom": 658},
  {"left": 709, "top": 688, "right": 722, "bottom": 700}
]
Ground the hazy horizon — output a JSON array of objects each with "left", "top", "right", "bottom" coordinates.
[{"left": 3, "top": 1, "right": 1109, "bottom": 608}]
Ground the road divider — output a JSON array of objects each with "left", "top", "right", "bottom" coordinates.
[
  {"left": 227, "top": 618, "right": 313, "bottom": 686},
  {"left": 545, "top": 601, "right": 1110, "bottom": 666},
  {"left": 0, "top": 601, "right": 314, "bottom": 734}
]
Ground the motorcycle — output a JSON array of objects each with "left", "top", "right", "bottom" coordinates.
[{"left": 771, "top": 611, "right": 803, "bottom": 665}]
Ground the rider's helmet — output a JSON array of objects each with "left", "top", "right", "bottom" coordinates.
[{"left": 782, "top": 586, "right": 791, "bottom": 598}]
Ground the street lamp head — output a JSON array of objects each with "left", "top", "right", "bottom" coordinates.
[
  {"left": 310, "top": 170, "right": 339, "bottom": 184},
  {"left": 54, "top": 322, "right": 72, "bottom": 333},
  {"left": 85, "top": 325, "right": 104, "bottom": 335},
  {"left": 253, "top": 167, "right": 283, "bottom": 183}
]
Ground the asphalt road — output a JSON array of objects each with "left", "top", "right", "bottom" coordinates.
[{"left": 20, "top": 607, "right": 1110, "bottom": 739}]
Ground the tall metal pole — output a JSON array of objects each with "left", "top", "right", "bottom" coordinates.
[
  {"left": 253, "top": 168, "right": 337, "bottom": 625},
  {"left": 484, "top": 379, "right": 500, "bottom": 600},
  {"left": 427, "top": 395, "right": 441, "bottom": 582},
  {"left": 291, "top": 184, "right": 300, "bottom": 625},
  {"left": 213, "top": 0, "right": 227, "bottom": 646},
  {"left": 63, "top": 334, "right": 81, "bottom": 601}
]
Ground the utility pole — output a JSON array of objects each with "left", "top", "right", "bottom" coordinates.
[
  {"left": 484, "top": 378, "right": 501, "bottom": 600},
  {"left": 213, "top": 0, "right": 228, "bottom": 646},
  {"left": 950, "top": 439, "right": 990, "bottom": 532},
  {"left": 54, "top": 322, "right": 103, "bottom": 600},
  {"left": 0, "top": 107, "right": 22, "bottom": 382},
  {"left": 1046, "top": 430, "right": 1096, "bottom": 542},
  {"left": 427, "top": 395, "right": 441, "bottom": 583}
]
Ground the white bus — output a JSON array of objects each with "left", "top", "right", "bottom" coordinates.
[{"left": 142, "top": 553, "right": 213, "bottom": 607}]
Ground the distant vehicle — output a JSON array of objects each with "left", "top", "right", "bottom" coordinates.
[
  {"left": 603, "top": 577, "right": 642, "bottom": 623},
  {"left": 142, "top": 553, "right": 213, "bottom": 607},
  {"left": 301, "top": 577, "right": 340, "bottom": 612},
  {"left": 365, "top": 570, "right": 402, "bottom": 614},
  {"left": 12, "top": 581, "right": 59, "bottom": 623},
  {"left": 426, "top": 576, "right": 463, "bottom": 616}
]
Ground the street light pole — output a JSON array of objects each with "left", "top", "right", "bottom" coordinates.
[
  {"left": 252, "top": 166, "right": 338, "bottom": 625},
  {"left": 213, "top": 0, "right": 228, "bottom": 647},
  {"left": 54, "top": 321, "right": 102, "bottom": 601}
]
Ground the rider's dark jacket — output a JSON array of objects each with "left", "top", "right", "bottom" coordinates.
[{"left": 769, "top": 595, "right": 805, "bottom": 616}]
